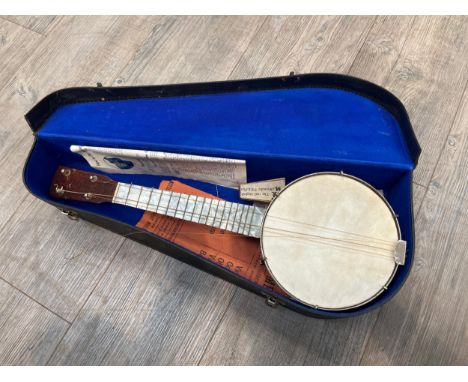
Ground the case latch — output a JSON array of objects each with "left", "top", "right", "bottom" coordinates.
[
  {"left": 265, "top": 296, "right": 278, "bottom": 308},
  {"left": 57, "top": 208, "right": 80, "bottom": 221}
]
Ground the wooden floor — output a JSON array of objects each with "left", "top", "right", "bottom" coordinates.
[{"left": 0, "top": 16, "right": 467, "bottom": 366}]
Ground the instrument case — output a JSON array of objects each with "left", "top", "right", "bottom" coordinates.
[{"left": 23, "top": 73, "right": 420, "bottom": 318}]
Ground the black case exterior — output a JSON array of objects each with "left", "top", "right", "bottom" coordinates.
[{"left": 23, "top": 73, "right": 420, "bottom": 318}]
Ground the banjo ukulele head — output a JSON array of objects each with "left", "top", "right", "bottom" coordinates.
[{"left": 261, "top": 172, "right": 401, "bottom": 311}]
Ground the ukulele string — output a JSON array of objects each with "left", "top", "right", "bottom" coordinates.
[
  {"left": 266, "top": 215, "right": 397, "bottom": 245},
  {"left": 262, "top": 226, "right": 396, "bottom": 253},
  {"left": 56, "top": 189, "right": 400, "bottom": 254},
  {"left": 57, "top": 189, "right": 261, "bottom": 234},
  {"left": 262, "top": 234, "right": 395, "bottom": 261},
  {"left": 262, "top": 225, "right": 396, "bottom": 252},
  {"left": 262, "top": 231, "right": 396, "bottom": 258},
  {"left": 55, "top": 188, "right": 114, "bottom": 198}
]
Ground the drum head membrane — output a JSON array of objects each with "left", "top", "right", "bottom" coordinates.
[{"left": 261, "top": 173, "right": 399, "bottom": 310}]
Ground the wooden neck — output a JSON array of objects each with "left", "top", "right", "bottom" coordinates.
[
  {"left": 112, "top": 182, "right": 264, "bottom": 238},
  {"left": 49, "top": 166, "right": 264, "bottom": 238}
]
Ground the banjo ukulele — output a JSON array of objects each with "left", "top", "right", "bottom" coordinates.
[{"left": 51, "top": 166, "right": 406, "bottom": 311}]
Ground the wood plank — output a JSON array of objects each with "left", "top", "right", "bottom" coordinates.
[
  {"left": 294, "top": 16, "right": 375, "bottom": 74},
  {"left": 0, "top": 195, "right": 125, "bottom": 321},
  {"left": 0, "top": 16, "right": 171, "bottom": 111},
  {"left": 200, "top": 289, "right": 316, "bottom": 365},
  {"left": 301, "top": 312, "right": 380, "bottom": 365},
  {"left": 0, "top": 18, "right": 44, "bottom": 91},
  {"left": 412, "top": 182, "right": 427, "bottom": 216},
  {"left": 113, "top": 16, "right": 265, "bottom": 86},
  {"left": 201, "top": 16, "right": 380, "bottom": 366},
  {"left": 230, "top": 16, "right": 375, "bottom": 79},
  {"left": 199, "top": 288, "right": 381, "bottom": 365},
  {"left": 0, "top": 16, "right": 181, "bottom": 232},
  {"left": 0, "top": 16, "right": 195, "bottom": 361},
  {"left": 380, "top": 16, "right": 468, "bottom": 189},
  {"left": 227, "top": 16, "right": 313, "bottom": 79},
  {"left": 0, "top": 16, "right": 177, "bottom": 222},
  {"left": 0, "top": 278, "right": 69, "bottom": 365},
  {"left": 48, "top": 240, "right": 235, "bottom": 365},
  {"left": 0, "top": 131, "right": 34, "bottom": 227},
  {"left": 360, "top": 81, "right": 468, "bottom": 365},
  {"left": 1, "top": 16, "right": 60, "bottom": 35},
  {"left": 0, "top": 17, "right": 181, "bottom": 319},
  {"left": 349, "top": 16, "right": 415, "bottom": 85}
]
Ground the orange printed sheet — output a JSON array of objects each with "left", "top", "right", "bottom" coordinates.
[{"left": 136, "top": 180, "right": 286, "bottom": 295}]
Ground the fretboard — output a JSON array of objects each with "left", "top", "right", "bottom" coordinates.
[{"left": 112, "top": 182, "right": 265, "bottom": 238}]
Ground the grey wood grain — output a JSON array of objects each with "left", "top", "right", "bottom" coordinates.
[
  {"left": 0, "top": 18, "right": 44, "bottom": 91},
  {"left": 0, "top": 16, "right": 171, "bottom": 109},
  {"left": 230, "top": 16, "right": 375, "bottom": 79},
  {"left": 48, "top": 239, "right": 235, "bottom": 365},
  {"left": 0, "top": 16, "right": 181, "bottom": 230},
  {"left": 360, "top": 81, "right": 468, "bottom": 366},
  {"left": 0, "top": 278, "right": 69, "bottom": 365},
  {"left": 200, "top": 288, "right": 381, "bottom": 365},
  {"left": 412, "top": 182, "right": 428, "bottom": 217},
  {"left": 0, "top": 17, "right": 181, "bottom": 324},
  {"left": 0, "top": 131, "right": 33, "bottom": 229},
  {"left": 298, "top": 16, "right": 375, "bottom": 74},
  {"left": 1, "top": 16, "right": 60, "bottom": 35},
  {"left": 0, "top": 195, "right": 124, "bottom": 321},
  {"left": 200, "top": 289, "right": 316, "bottom": 365},
  {"left": 113, "top": 16, "right": 265, "bottom": 86},
  {"left": 227, "top": 16, "right": 313, "bottom": 79},
  {"left": 380, "top": 16, "right": 468, "bottom": 190},
  {"left": 349, "top": 16, "right": 415, "bottom": 85}
]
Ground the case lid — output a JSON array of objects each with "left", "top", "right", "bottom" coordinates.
[{"left": 26, "top": 73, "right": 420, "bottom": 170}]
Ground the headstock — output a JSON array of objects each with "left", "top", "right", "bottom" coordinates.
[{"left": 50, "top": 166, "right": 117, "bottom": 204}]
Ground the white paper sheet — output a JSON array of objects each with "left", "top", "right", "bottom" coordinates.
[
  {"left": 239, "top": 178, "right": 285, "bottom": 202},
  {"left": 70, "top": 145, "right": 247, "bottom": 188}
]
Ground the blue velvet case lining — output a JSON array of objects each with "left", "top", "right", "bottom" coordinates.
[{"left": 24, "top": 86, "right": 415, "bottom": 317}]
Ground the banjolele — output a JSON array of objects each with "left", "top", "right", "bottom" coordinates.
[{"left": 51, "top": 166, "right": 407, "bottom": 311}]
